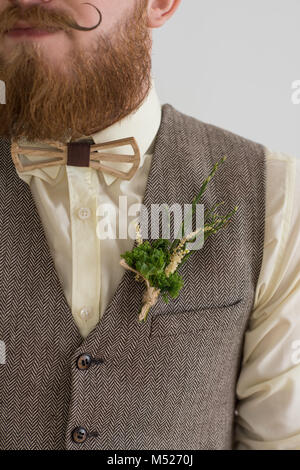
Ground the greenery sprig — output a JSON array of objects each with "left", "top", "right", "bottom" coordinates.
[{"left": 120, "top": 155, "right": 238, "bottom": 323}]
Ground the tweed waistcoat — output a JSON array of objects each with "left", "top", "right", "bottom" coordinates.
[{"left": 0, "top": 103, "right": 266, "bottom": 450}]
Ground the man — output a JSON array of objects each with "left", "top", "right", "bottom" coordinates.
[{"left": 0, "top": 0, "right": 299, "bottom": 450}]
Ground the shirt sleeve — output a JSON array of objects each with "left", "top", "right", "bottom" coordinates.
[{"left": 234, "top": 149, "right": 300, "bottom": 450}]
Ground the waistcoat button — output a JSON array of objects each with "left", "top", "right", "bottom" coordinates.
[
  {"left": 76, "top": 353, "right": 92, "bottom": 370},
  {"left": 72, "top": 426, "right": 87, "bottom": 443}
]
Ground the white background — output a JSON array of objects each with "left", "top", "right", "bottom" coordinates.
[{"left": 152, "top": 0, "right": 300, "bottom": 159}]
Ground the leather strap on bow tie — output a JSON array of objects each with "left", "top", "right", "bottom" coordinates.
[{"left": 10, "top": 137, "right": 141, "bottom": 181}]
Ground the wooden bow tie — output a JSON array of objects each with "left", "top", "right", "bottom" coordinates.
[{"left": 10, "top": 136, "right": 141, "bottom": 181}]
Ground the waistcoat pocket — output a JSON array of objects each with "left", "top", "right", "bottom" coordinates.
[{"left": 149, "top": 297, "right": 245, "bottom": 338}]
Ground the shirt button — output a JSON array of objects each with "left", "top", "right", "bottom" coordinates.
[
  {"left": 72, "top": 426, "right": 87, "bottom": 443},
  {"left": 79, "top": 307, "right": 90, "bottom": 319},
  {"left": 76, "top": 353, "right": 92, "bottom": 370},
  {"left": 78, "top": 207, "right": 91, "bottom": 220}
]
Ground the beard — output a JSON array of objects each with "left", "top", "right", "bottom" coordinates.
[{"left": 0, "top": 0, "right": 152, "bottom": 143}]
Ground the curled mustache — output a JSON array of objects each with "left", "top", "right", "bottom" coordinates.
[{"left": 0, "top": 2, "right": 102, "bottom": 34}]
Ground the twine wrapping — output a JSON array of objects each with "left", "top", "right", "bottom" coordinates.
[{"left": 120, "top": 258, "right": 160, "bottom": 322}]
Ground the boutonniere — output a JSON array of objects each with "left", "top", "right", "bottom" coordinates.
[{"left": 120, "top": 155, "right": 238, "bottom": 323}]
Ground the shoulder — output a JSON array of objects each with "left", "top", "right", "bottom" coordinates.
[
  {"left": 161, "top": 103, "right": 268, "bottom": 193},
  {"left": 162, "top": 103, "right": 266, "bottom": 156},
  {"left": 163, "top": 103, "right": 299, "bottom": 176}
]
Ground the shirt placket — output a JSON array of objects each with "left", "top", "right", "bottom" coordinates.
[{"left": 66, "top": 165, "right": 101, "bottom": 338}]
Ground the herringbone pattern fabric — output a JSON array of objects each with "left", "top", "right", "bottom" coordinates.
[{"left": 0, "top": 103, "right": 266, "bottom": 450}]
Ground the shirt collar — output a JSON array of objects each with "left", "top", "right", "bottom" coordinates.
[
  {"left": 90, "top": 76, "right": 161, "bottom": 186},
  {"left": 14, "top": 76, "right": 162, "bottom": 186}
]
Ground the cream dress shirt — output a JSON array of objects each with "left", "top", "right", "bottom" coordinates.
[{"left": 12, "top": 77, "right": 300, "bottom": 450}]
